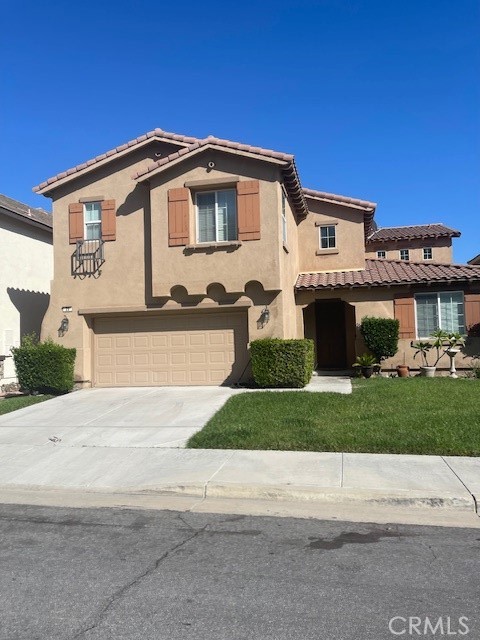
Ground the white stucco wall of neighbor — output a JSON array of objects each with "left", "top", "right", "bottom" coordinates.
[{"left": 0, "top": 215, "right": 53, "bottom": 385}]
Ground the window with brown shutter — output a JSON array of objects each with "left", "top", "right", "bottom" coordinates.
[
  {"left": 465, "top": 293, "right": 480, "bottom": 333},
  {"left": 168, "top": 188, "right": 190, "bottom": 246},
  {"left": 237, "top": 180, "right": 260, "bottom": 241},
  {"left": 394, "top": 295, "right": 415, "bottom": 339},
  {"left": 68, "top": 203, "right": 84, "bottom": 244},
  {"left": 101, "top": 199, "right": 116, "bottom": 241}
]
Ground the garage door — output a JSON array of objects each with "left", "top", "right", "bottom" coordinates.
[{"left": 93, "top": 312, "right": 249, "bottom": 387}]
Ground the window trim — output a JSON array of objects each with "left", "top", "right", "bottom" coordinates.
[
  {"left": 195, "top": 188, "right": 238, "bottom": 244},
  {"left": 83, "top": 201, "right": 102, "bottom": 241},
  {"left": 399, "top": 249, "right": 410, "bottom": 261},
  {"left": 377, "top": 250, "right": 386, "bottom": 259},
  {"left": 281, "top": 190, "right": 287, "bottom": 245},
  {"left": 318, "top": 224, "right": 337, "bottom": 250},
  {"left": 414, "top": 290, "right": 466, "bottom": 338},
  {"left": 423, "top": 247, "right": 433, "bottom": 260}
]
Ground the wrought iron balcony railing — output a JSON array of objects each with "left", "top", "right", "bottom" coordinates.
[{"left": 71, "top": 239, "right": 105, "bottom": 278}]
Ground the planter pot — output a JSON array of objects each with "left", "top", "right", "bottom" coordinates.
[
  {"left": 396, "top": 365, "right": 410, "bottom": 378},
  {"left": 420, "top": 366, "right": 436, "bottom": 378},
  {"left": 362, "top": 366, "right": 374, "bottom": 379}
]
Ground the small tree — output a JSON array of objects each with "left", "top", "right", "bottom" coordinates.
[{"left": 360, "top": 317, "right": 399, "bottom": 363}]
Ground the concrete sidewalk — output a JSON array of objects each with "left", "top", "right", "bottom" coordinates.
[{"left": 0, "top": 444, "right": 477, "bottom": 514}]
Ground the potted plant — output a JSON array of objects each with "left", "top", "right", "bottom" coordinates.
[
  {"left": 352, "top": 353, "right": 378, "bottom": 379},
  {"left": 412, "top": 341, "right": 436, "bottom": 377}
]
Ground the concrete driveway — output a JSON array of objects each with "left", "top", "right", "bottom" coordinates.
[{"left": 0, "top": 387, "right": 242, "bottom": 448}]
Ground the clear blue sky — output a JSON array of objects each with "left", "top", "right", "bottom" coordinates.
[{"left": 1, "top": 0, "right": 478, "bottom": 262}]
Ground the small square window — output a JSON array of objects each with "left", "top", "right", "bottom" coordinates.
[
  {"left": 423, "top": 247, "right": 433, "bottom": 260},
  {"left": 399, "top": 249, "right": 410, "bottom": 261},
  {"left": 84, "top": 202, "right": 102, "bottom": 240},
  {"left": 377, "top": 250, "right": 386, "bottom": 259},
  {"left": 319, "top": 225, "right": 336, "bottom": 249}
]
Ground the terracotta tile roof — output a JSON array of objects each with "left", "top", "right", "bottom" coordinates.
[
  {"left": 367, "top": 223, "right": 460, "bottom": 243},
  {"left": 0, "top": 193, "right": 52, "bottom": 230},
  {"left": 302, "top": 188, "right": 376, "bottom": 211},
  {"left": 133, "top": 134, "right": 309, "bottom": 218},
  {"left": 32, "top": 128, "right": 199, "bottom": 194},
  {"left": 295, "top": 259, "right": 480, "bottom": 290}
]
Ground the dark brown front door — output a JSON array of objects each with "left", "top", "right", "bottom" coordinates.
[{"left": 316, "top": 300, "right": 348, "bottom": 369}]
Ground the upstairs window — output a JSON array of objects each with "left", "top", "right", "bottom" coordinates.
[
  {"left": 196, "top": 189, "right": 237, "bottom": 243},
  {"left": 423, "top": 247, "right": 433, "bottom": 260},
  {"left": 281, "top": 191, "right": 287, "bottom": 244},
  {"left": 319, "top": 225, "right": 336, "bottom": 249},
  {"left": 84, "top": 202, "right": 102, "bottom": 240},
  {"left": 377, "top": 250, "right": 386, "bottom": 259},
  {"left": 415, "top": 292, "right": 465, "bottom": 337},
  {"left": 399, "top": 249, "right": 410, "bottom": 261}
]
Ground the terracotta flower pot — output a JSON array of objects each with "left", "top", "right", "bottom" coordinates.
[{"left": 396, "top": 365, "right": 409, "bottom": 378}]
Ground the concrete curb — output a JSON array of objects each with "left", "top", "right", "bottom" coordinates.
[{"left": 1, "top": 482, "right": 475, "bottom": 513}]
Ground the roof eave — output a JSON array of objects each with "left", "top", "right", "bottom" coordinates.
[
  {"left": 33, "top": 134, "right": 192, "bottom": 196},
  {"left": 0, "top": 206, "right": 53, "bottom": 232}
]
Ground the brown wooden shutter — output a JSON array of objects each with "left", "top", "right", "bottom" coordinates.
[
  {"left": 168, "top": 188, "right": 189, "bottom": 246},
  {"left": 394, "top": 294, "right": 416, "bottom": 339},
  {"left": 465, "top": 293, "right": 480, "bottom": 332},
  {"left": 101, "top": 199, "right": 116, "bottom": 241},
  {"left": 68, "top": 203, "right": 84, "bottom": 244},
  {"left": 237, "top": 180, "right": 260, "bottom": 241}
]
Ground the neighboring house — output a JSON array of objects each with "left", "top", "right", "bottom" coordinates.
[
  {"left": 33, "top": 129, "right": 480, "bottom": 386},
  {"left": 365, "top": 224, "right": 460, "bottom": 263},
  {"left": 468, "top": 254, "right": 480, "bottom": 266},
  {"left": 0, "top": 194, "right": 53, "bottom": 386}
]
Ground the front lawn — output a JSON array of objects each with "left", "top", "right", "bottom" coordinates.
[
  {"left": 188, "top": 378, "right": 480, "bottom": 456},
  {"left": 0, "top": 394, "right": 53, "bottom": 416}
]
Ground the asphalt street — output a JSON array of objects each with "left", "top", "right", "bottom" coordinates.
[{"left": 0, "top": 504, "right": 478, "bottom": 640}]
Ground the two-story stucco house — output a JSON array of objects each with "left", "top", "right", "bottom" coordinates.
[
  {"left": 33, "top": 129, "right": 480, "bottom": 386},
  {"left": 0, "top": 194, "right": 53, "bottom": 386}
]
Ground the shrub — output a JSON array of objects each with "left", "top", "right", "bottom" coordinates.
[
  {"left": 12, "top": 334, "right": 76, "bottom": 395},
  {"left": 360, "top": 317, "right": 399, "bottom": 362},
  {"left": 250, "top": 338, "right": 314, "bottom": 388}
]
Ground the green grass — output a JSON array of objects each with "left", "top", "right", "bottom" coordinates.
[
  {"left": 188, "top": 378, "right": 480, "bottom": 456},
  {"left": 0, "top": 394, "right": 53, "bottom": 416}
]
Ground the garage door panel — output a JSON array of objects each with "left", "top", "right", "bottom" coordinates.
[{"left": 94, "top": 312, "right": 248, "bottom": 387}]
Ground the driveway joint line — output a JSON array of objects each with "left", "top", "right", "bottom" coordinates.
[{"left": 81, "top": 389, "right": 160, "bottom": 426}]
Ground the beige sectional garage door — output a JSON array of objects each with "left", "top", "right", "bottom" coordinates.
[{"left": 93, "top": 312, "right": 249, "bottom": 387}]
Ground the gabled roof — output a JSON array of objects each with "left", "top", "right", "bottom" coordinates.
[
  {"left": 0, "top": 193, "right": 52, "bottom": 231},
  {"left": 295, "top": 258, "right": 480, "bottom": 290},
  {"left": 302, "top": 188, "right": 376, "bottom": 212},
  {"left": 133, "top": 134, "right": 309, "bottom": 218},
  {"left": 32, "top": 128, "right": 199, "bottom": 195},
  {"left": 303, "top": 188, "right": 377, "bottom": 239},
  {"left": 367, "top": 223, "right": 460, "bottom": 243},
  {"left": 468, "top": 254, "right": 480, "bottom": 265}
]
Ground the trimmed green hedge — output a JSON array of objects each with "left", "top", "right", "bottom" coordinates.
[
  {"left": 360, "top": 316, "right": 399, "bottom": 362},
  {"left": 12, "top": 335, "right": 76, "bottom": 395},
  {"left": 250, "top": 338, "right": 314, "bottom": 388}
]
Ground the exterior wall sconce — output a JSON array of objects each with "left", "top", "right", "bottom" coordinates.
[
  {"left": 58, "top": 316, "right": 69, "bottom": 337},
  {"left": 62, "top": 306, "right": 73, "bottom": 313},
  {"left": 257, "top": 305, "right": 271, "bottom": 329}
]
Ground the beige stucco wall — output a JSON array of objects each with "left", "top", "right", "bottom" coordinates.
[
  {"left": 365, "top": 238, "right": 453, "bottom": 263},
  {"left": 298, "top": 198, "right": 367, "bottom": 272},
  {"left": 41, "top": 143, "right": 302, "bottom": 384},
  {"left": 296, "top": 286, "right": 479, "bottom": 371},
  {"left": 0, "top": 215, "right": 52, "bottom": 384}
]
